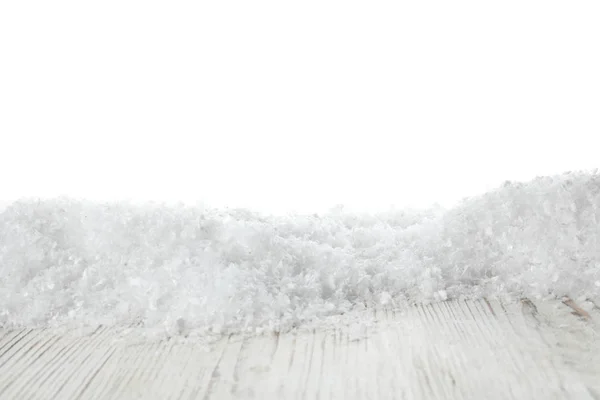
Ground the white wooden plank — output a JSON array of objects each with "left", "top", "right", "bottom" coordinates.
[
  {"left": 1, "top": 299, "right": 599, "bottom": 399},
  {"left": 203, "top": 334, "right": 246, "bottom": 399},
  {"left": 233, "top": 332, "right": 280, "bottom": 398},
  {"left": 531, "top": 298, "right": 600, "bottom": 397}
]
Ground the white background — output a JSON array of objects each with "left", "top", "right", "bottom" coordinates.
[{"left": 1, "top": 1, "right": 598, "bottom": 214}]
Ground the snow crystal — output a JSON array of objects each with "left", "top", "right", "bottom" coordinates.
[{"left": 0, "top": 170, "right": 599, "bottom": 337}]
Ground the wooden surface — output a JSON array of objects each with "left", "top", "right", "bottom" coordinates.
[{"left": 1, "top": 298, "right": 599, "bottom": 399}]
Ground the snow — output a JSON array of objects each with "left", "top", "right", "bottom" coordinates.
[{"left": 1, "top": 170, "right": 599, "bottom": 337}]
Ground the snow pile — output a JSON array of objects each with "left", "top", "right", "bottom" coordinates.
[
  {"left": 0, "top": 171, "right": 599, "bottom": 335},
  {"left": 435, "top": 173, "right": 600, "bottom": 300}
]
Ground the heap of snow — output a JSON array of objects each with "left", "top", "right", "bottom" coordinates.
[{"left": 1, "top": 171, "right": 599, "bottom": 335}]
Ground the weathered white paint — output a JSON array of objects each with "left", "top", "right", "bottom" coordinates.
[{"left": 1, "top": 298, "right": 599, "bottom": 399}]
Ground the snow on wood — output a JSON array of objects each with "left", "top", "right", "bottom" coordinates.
[{"left": 1, "top": 298, "right": 599, "bottom": 399}]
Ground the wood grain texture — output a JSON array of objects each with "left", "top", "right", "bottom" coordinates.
[{"left": 1, "top": 299, "right": 598, "bottom": 399}]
